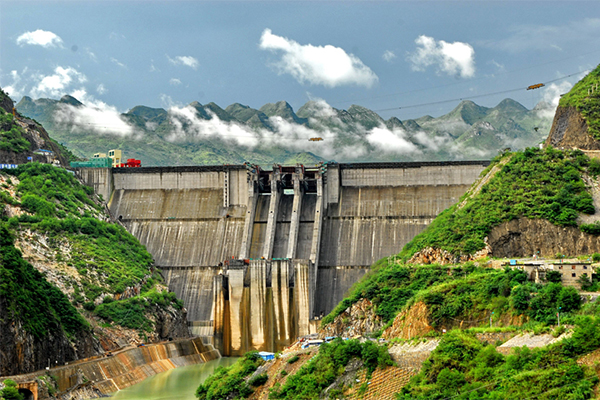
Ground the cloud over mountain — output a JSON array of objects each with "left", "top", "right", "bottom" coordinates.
[
  {"left": 31, "top": 66, "right": 86, "bottom": 98},
  {"left": 259, "top": 28, "right": 378, "bottom": 88},
  {"left": 409, "top": 35, "right": 475, "bottom": 78},
  {"left": 53, "top": 89, "right": 137, "bottom": 137}
]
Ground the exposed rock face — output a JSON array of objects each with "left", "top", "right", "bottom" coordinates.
[
  {"left": 319, "top": 299, "right": 383, "bottom": 338},
  {"left": 488, "top": 217, "right": 600, "bottom": 258},
  {"left": 0, "top": 296, "right": 99, "bottom": 376},
  {"left": 545, "top": 106, "right": 598, "bottom": 149},
  {"left": 408, "top": 245, "right": 491, "bottom": 265},
  {"left": 382, "top": 302, "right": 434, "bottom": 340},
  {"left": 154, "top": 304, "right": 190, "bottom": 340}
]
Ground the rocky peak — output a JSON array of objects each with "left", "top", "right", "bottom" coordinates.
[
  {"left": 60, "top": 95, "right": 84, "bottom": 107},
  {"left": 0, "top": 88, "right": 15, "bottom": 114}
]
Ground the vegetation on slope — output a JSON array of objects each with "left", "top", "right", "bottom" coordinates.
[
  {"left": 0, "top": 90, "right": 30, "bottom": 153},
  {"left": 196, "top": 352, "right": 264, "bottom": 400},
  {"left": 399, "top": 316, "right": 600, "bottom": 399},
  {"left": 269, "top": 339, "right": 392, "bottom": 399},
  {"left": 559, "top": 63, "right": 600, "bottom": 139},
  {"left": 0, "top": 224, "right": 89, "bottom": 339},
  {"left": 0, "top": 163, "right": 180, "bottom": 333},
  {"left": 401, "top": 147, "right": 599, "bottom": 258},
  {"left": 323, "top": 262, "right": 583, "bottom": 330},
  {"left": 196, "top": 340, "right": 393, "bottom": 400}
]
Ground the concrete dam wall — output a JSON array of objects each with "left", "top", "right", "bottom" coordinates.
[{"left": 78, "top": 161, "right": 488, "bottom": 356}]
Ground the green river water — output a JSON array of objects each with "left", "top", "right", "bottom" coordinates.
[{"left": 109, "top": 357, "right": 239, "bottom": 400}]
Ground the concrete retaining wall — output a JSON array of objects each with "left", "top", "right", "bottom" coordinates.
[{"left": 4, "top": 337, "right": 219, "bottom": 399}]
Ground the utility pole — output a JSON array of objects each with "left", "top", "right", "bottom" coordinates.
[{"left": 557, "top": 307, "right": 562, "bottom": 327}]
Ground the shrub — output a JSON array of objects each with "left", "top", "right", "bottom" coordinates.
[
  {"left": 400, "top": 148, "right": 596, "bottom": 258},
  {"left": 580, "top": 222, "right": 600, "bottom": 235},
  {"left": 287, "top": 355, "right": 300, "bottom": 364},
  {"left": 249, "top": 373, "right": 268, "bottom": 387},
  {"left": 546, "top": 270, "right": 562, "bottom": 283}
]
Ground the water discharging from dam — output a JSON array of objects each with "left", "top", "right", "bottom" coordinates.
[{"left": 78, "top": 161, "right": 488, "bottom": 356}]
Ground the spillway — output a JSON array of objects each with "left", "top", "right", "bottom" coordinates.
[{"left": 77, "top": 161, "right": 488, "bottom": 355}]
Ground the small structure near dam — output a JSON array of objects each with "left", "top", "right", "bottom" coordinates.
[{"left": 76, "top": 160, "right": 488, "bottom": 356}]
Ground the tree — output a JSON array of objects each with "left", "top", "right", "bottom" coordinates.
[
  {"left": 1, "top": 380, "right": 24, "bottom": 400},
  {"left": 510, "top": 285, "right": 530, "bottom": 312},
  {"left": 578, "top": 273, "right": 592, "bottom": 291},
  {"left": 546, "top": 270, "right": 562, "bottom": 284},
  {"left": 558, "top": 286, "right": 581, "bottom": 313}
]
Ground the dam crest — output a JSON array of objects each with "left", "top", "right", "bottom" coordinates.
[{"left": 77, "top": 160, "right": 488, "bottom": 355}]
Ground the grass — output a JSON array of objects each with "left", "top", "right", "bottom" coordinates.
[
  {"left": 0, "top": 163, "right": 180, "bottom": 334},
  {"left": 401, "top": 147, "right": 596, "bottom": 258},
  {"left": 559, "top": 63, "right": 600, "bottom": 139}
]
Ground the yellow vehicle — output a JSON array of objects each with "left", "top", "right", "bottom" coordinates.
[{"left": 527, "top": 83, "right": 545, "bottom": 90}]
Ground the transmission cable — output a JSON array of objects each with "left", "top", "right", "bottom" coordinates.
[{"left": 374, "top": 71, "right": 584, "bottom": 112}]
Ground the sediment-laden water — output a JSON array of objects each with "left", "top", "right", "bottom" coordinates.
[{"left": 109, "top": 357, "right": 238, "bottom": 400}]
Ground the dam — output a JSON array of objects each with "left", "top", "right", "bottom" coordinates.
[{"left": 77, "top": 161, "right": 488, "bottom": 355}]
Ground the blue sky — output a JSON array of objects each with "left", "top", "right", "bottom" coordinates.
[{"left": 1, "top": 1, "right": 599, "bottom": 121}]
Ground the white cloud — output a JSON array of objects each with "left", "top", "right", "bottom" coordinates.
[
  {"left": 110, "top": 57, "right": 127, "bottom": 69},
  {"left": 167, "top": 106, "right": 259, "bottom": 147},
  {"left": 167, "top": 55, "right": 199, "bottom": 69},
  {"left": 366, "top": 126, "right": 419, "bottom": 154},
  {"left": 96, "top": 84, "right": 107, "bottom": 95},
  {"left": 53, "top": 89, "right": 137, "bottom": 138},
  {"left": 408, "top": 35, "right": 476, "bottom": 78},
  {"left": 16, "top": 29, "right": 63, "bottom": 48},
  {"left": 382, "top": 50, "right": 396, "bottom": 62},
  {"left": 259, "top": 28, "right": 378, "bottom": 88},
  {"left": 543, "top": 81, "right": 574, "bottom": 108},
  {"left": 150, "top": 60, "right": 160, "bottom": 72},
  {"left": 2, "top": 70, "right": 25, "bottom": 99},
  {"left": 169, "top": 78, "right": 182, "bottom": 86},
  {"left": 30, "top": 66, "right": 86, "bottom": 98},
  {"left": 85, "top": 48, "right": 97, "bottom": 62}
]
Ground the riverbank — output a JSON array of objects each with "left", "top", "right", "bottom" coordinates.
[{"left": 2, "top": 337, "right": 220, "bottom": 400}]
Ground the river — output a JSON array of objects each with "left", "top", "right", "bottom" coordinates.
[{"left": 109, "top": 357, "right": 239, "bottom": 400}]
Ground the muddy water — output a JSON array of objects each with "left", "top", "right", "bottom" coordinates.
[{"left": 109, "top": 357, "right": 238, "bottom": 400}]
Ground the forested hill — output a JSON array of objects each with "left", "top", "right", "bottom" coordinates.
[{"left": 0, "top": 163, "right": 188, "bottom": 376}]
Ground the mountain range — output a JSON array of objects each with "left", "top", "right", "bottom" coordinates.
[{"left": 15, "top": 94, "right": 553, "bottom": 166}]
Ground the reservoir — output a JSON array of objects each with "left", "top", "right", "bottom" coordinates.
[{"left": 109, "top": 357, "right": 238, "bottom": 400}]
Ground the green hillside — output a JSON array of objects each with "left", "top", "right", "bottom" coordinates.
[
  {"left": 559, "top": 63, "right": 600, "bottom": 139},
  {"left": 0, "top": 163, "right": 181, "bottom": 334},
  {"left": 400, "top": 147, "right": 598, "bottom": 258}
]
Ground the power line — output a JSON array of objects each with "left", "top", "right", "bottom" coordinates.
[
  {"left": 329, "top": 47, "right": 600, "bottom": 107},
  {"left": 374, "top": 71, "right": 584, "bottom": 113}
]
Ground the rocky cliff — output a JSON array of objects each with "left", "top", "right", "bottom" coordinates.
[
  {"left": 0, "top": 294, "right": 99, "bottom": 376},
  {"left": 488, "top": 217, "right": 600, "bottom": 258},
  {"left": 0, "top": 90, "right": 70, "bottom": 166},
  {"left": 544, "top": 106, "right": 597, "bottom": 149}
]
